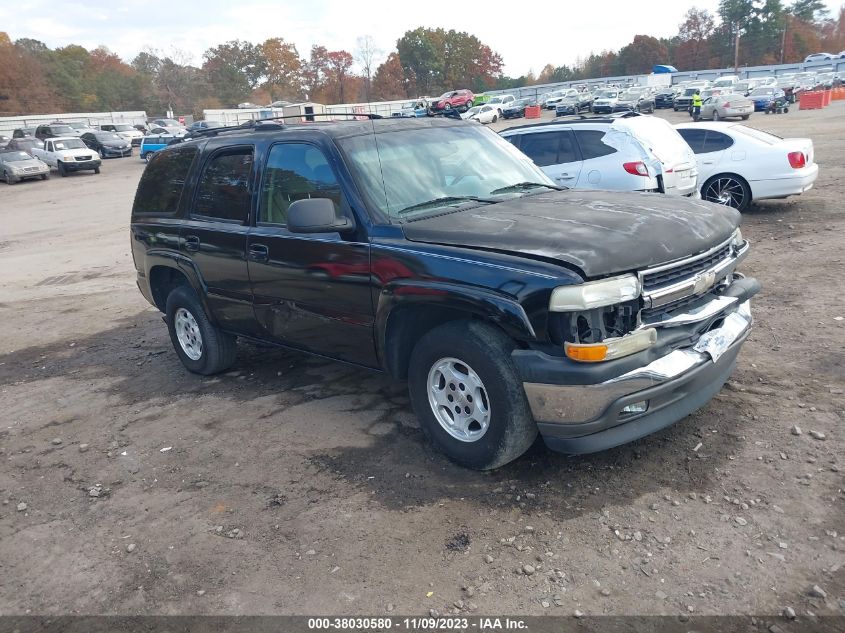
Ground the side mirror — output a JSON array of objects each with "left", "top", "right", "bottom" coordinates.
[{"left": 287, "top": 198, "right": 355, "bottom": 234}]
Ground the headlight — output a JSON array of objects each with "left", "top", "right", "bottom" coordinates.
[
  {"left": 732, "top": 228, "right": 743, "bottom": 247},
  {"left": 549, "top": 274, "right": 641, "bottom": 312}
]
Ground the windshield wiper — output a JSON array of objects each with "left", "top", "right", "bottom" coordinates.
[
  {"left": 396, "top": 196, "right": 497, "bottom": 215},
  {"left": 489, "top": 182, "right": 567, "bottom": 195}
]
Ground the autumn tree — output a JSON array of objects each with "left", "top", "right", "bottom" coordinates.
[
  {"left": 0, "top": 33, "right": 57, "bottom": 114},
  {"left": 372, "top": 52, "right": 409, "bottom": 100},
  {"left": 202, "top": 40, "right": 266, "bottom": 106},
  {"left": 675, "top": 7, "right": 716, "bottom": 69},
  {"left": 261, "top": 37, "right": 302, "bottom": 101},
  {"left": 355, "top": 35, "right": 382, "bottom": 100}
]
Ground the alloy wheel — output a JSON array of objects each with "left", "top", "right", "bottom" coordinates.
[
  {"left": 174, "top": 307, "right": 203, "bottom": 361},
  {"left": 703, "top": 177, "right": 747, "bottom": 209},
  {"left": 427, "top": 357, "right": 491, "bottom": 442}
]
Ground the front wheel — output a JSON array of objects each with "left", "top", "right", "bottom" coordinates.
[
  {"left": 741, "top": 114, "right": 750, "bottom": 120},
  {"left": 58, "top": 162, "right": 67, "bottom": 177},
  {"left": 4, "top": 170, "right": 15, "bottom": 185},
  {"left": 492, "top": 114, "right": 498, "bottom": 123},
  {"left": 408, "top": 321, "right": 538, "bottom": 470},
  {"left": 702, "top": 174, "right": 751, "bottom": 211},
  {"left": 93, "top": 166, "right": 100, "bottom": 174},
  {"left": 165, "top": 286, "right": 237, "bottom": 375}
]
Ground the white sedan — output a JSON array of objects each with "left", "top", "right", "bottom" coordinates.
[
  {"left": 461, "top": 105, "right": 499, "bottom": 124},
  {"left": 675, "top": 122, "right": 818, "bottom": 211}
]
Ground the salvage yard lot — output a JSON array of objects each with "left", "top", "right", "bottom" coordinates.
[{"left": 0, "top": 105, "right": 843, "bottom": 617}]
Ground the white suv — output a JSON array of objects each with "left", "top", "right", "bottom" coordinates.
[{"left": 500, "top": 114, "right": 699, "bottom": 197}]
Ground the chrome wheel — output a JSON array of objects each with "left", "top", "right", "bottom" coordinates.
[
  {"left": 427, "top": 357, "right": 491, "bottom": 442},
  {"left": 174, "top": 307, "right": 203, "bottom": 360},
  {"left": 703, "top": 177, "right": 747, "bottom": 209}
]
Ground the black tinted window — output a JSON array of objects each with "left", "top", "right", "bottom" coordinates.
[
  {"left": 677, "top": 128, "right": 707, "bottom": 153},
  {"left": 132, "top": 147, "right": 197, "bottom": 216},
  {"left": 574, "top": 130, "right": 617, "bottom": 160},
  {"left": 193, "top": 149, "right": 254, "bottom": 223},
  {"left": 260, "top": 143, "right": 342, "bottom": 225},
  {"left": 519, "top": 132, "right": 560, "bottom": 167},
  {"left": 702, "top": 131, "right": 734, "bottom": 152}
]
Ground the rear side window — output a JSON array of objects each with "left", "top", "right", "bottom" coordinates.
[
  {"left": 702, "top": 131, "right": 734, "bottom": 152},
  {"left": 193, "top": 148, "right": 254, "bottom": 223},
  {"left": 677, "top": 128, "right": 707, "bottom": 153},
  {"left": 574, "top": 130, "right": 617, "bottom": 160},
  {"left": 518, "top": 132, "right": 560, "bottom": 166},
  {"left": 132, "top": 147, "right": 197, "bottom": 216}
]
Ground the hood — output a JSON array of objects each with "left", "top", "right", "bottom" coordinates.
[
  {"left": 103, "top": 140, "right": 130, "bottom": 147},
  {"left": 401, "top": 190, "right": 739, "bottom": 279}
]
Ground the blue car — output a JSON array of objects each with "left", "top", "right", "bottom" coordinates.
[
  {"left": 140, "top": 135, "right": 177, "bottom": 162},
  {"left": 748, "top": 87, "right": 785, "bottom": 112}
]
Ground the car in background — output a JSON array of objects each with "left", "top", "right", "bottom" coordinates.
[
  {"left": 34, "top": 123, "right": 77, "bottom": 140},
  {"left": 188, "top": 120, "right": 225, "bottom": 132},
  {"left": 554, "top": 95, "right": 589, "bottom": 116},
  {"left": 30, "top": 136, "right": 100, "bottom": 176},
  {"left": 6, "top": 137, "right": 44, "bottom": 156},
  {"left": 99, "top": 123, "right": 144, "bottom": 146},
  {"left": 813, "top": 72, "right": 836, "bottom": 89},
  {"left": 614, "top": 88, "right": 655, "bottom": 113},
  {"left": 654, "top": 89, "right": 675, "bottom": 109},
  {"left": 501, "top": 97, "right": 534, "bottom": 119},
  {"left": 733, "top": 80, "right": 753, "bottom": 96},
  {"left": 13, "top": 127, "right": 36, "bottom": 139},
  {"left": 0, "top": 135, "right": 10, "bottom": 149},
  {"left": 148, "top": 119, "right": 189, "bottom": 137},
  {"left": 487, "top": 94, "right": 516, "bottom": 113},
  {"left": 699, "top": 93, "right": 753, "bottom": 121},
  {"left": 139, "top": 134, "right": 177, "bottom": 162},
  {"left": 471, "top": 93, "right": 491, "bottom": 106},
  {"left": 775, "top": 75, "right": 799, "bottom": 101},
  {"left": 804, "top": 53, "right": 835, "bottom": 62},
  {"left": 543, "top": 89, "right": 578, "bottom": 109},
  {"left": 676, "top": 122, "right": 817, "bottom": 211},
  {"left": 461, "top": 104, "right": 499, "bottom": 124},
  {"left": 748, "top": 87, "right": 786, "bottom": 111},
  {"left": 0, "top": 149, "right": 50, "bottom": 184},
  {"left": 430, "top": 89, "right": 474, "bottom": 113},
  {"left": 711, "top": 75, "right": 739, "bottom": 90},
  {"left": 674, "top": 86, "right": 707, "bottom": 111},
  {"left": 591, "top": 89, "right": 621, "bottom": 113},
  {"left": 67, "top": 121, "right": 98, "bottom": 136},
  {"left": 80, "top": 131, "right": 133, "bottom": 158},
  {"left": 500, "top": 115, "right": 698, "bottom": 197}
]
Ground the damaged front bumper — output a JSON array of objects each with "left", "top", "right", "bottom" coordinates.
[{"left": 514, "top": 277, "right": 759, "bottom": 455}]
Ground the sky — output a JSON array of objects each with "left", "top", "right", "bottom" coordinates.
[{"left": 5, "top": 0, "right": 842, "bottom": 76}]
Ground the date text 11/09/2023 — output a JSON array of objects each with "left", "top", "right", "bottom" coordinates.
[{"left": 307, "top": 617, "right": 528, "bottom": 630}]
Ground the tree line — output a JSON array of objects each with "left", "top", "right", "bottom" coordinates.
[{"left": 0, "top": 2, "right": 842, "bottom": 118}]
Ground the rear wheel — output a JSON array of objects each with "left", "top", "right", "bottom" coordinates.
[
  {"left": 712, "top": 110, "right": 721, "bottom": 121},
  {"left": 702, "top": 174, "right": 751, "bottom": 211},
  {"left": 165, "top": 286, "right": 237, "bottom": 375},
  {"left": 408, "top": 321, "right": 538, "bottom": 470}
]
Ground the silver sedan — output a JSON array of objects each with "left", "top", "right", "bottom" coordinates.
[{"left": 0, "top": 150, "right": 50, "bottom": 184}]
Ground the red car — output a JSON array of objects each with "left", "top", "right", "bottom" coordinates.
[{"left": 430, "top": 89, "right": 474, "bottom": 113}]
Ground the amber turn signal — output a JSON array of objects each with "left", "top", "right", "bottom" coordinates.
[
  {"left": 564, "top": 343, "right": 609, "bottom": 362},
  {"left": 565, "top": 328, "right": 657, "bottom": 363}
]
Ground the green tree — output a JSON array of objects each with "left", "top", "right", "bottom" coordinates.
[
  {"left": 790, "top": 0, "right": 828, "bottom": 21},
  {"left": 202, "top": 40, "right": 266, "bottom": 106}
]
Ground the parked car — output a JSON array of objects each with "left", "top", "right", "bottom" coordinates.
[
  {"left": 544, "top": 89, "right": 578, "bottom": 109},
  {"left": 654, "top": 89, "right": 675, "bottom": 109},
  {"left": 131, "top": 117, "right": 756, "bottom": 469},
  {"left": 748, "top": 87, "right": 786, "bottom": 111},
  {"left": 30, "top": 136, "right": 101, "bottom": 176},
  {"left": 699, "top": 93, "right": 754, "bottom": 121},
  {"left": 711, "top": 75, "right": 739, "bottom": 90},
  {"left": 676, "top": 122, "right": 817, "bottom": 211},
  {"left": 80, "top": 131, "right": 133, "bottom": 158},
  {"left": 554, "top": 95, "right": 588, "bottom": 116},
  {"left": 100, "top": 123, "right": 145, "bottom": 146},
  {"left": 430, "top": 89, "right": 474, "bottom": 113},
  {"left": 6, "top": 137, "right": 44, "bottom": 156},
  {"left": 674, "top": 87, "right": 702, "bottom": 111},
  {"left": 188, "top": 120, "right": 224, "bottom": 132},
  {"left": 461, "top": 104, "right": 499, "bottom": 124},
  {"left": 12, "top": 127, "right": 37, "bottom": 139},
  {"left": 395, "top": 101, "right": 429, "bottom": 118},
  {"left": 804, "top": 53, "right": 834, "bottom": 62},
  {"left": 591, "top": 90, "right": 621, "bottom": 113},
  {"left": 0, "top": 149, "right": 50, "bottom": 184},
  {"left": 614, "top": 88, "right": 655, "bottom": 113},
  {"left": 139, "top": 134, "right": 177, "bottom": 162},
  {"left": 0, "top": 134, "right": 10, "bottom": 149},
  {"left": 487, "top": 94, "right": 516, "bottom": 113},
  {"left": 148, "top": 119, "right": 189, "bottom": 137},
  {"left": 500, "top": 114, "right": 698, "bottom": 197},
  {"left": 501, "top": 98, "right": 535, "bottom": 119},
  {"left": 472, "top": 93, "right": 492, "bottom": 106},
  {"left": 35, "top": 123, "right": 77, "bottom": 140},
  {"left": 67, "top": 121, "right": 98, "bottom": 136}
]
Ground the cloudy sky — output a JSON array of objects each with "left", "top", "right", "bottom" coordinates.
[{"left": 5, "top": 0, "right": 841, "bottom": 75}]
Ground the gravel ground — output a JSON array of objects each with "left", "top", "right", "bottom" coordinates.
[{"left": 0, "top": 104, "right": 843, "bottom": 618}]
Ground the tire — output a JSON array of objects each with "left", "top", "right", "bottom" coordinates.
[
  {"left": 98, "top": 148, "right": 105, "bottom": 159},
  {"left": 58, "top": 162, "right": 67, "bottom": 177},
  {"left": 713, "top": 110, "right": 721, "bottom": 121},
  {"left": 701, "top": 174, "right": 751, "bottom": 211},
  {"left": 492, "top": 114, "right": 498, "bottom": 123},
  {"left": 94, "top": 166, "right": 100, "bottom": 174},
  {"left": 4, "top": 170, "right": 15, "bottom": 185},
  {"left": 407, "top": 320, "right": 538, "bottom": 470},
  {"left": 165, "top": 285, "right": 237, "bottom": 375},
  {"left": 41, "top": 173, "right": 49, "bottom": 180},
  {"left": 741, "top": 115, "right": 750, "bottom": 120}
]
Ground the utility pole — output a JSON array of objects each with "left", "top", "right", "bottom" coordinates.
[
  {"left": 733, "top": 22, "right": 741, "bottom": 73},
  {"left": 780, "top": 16, "right": 788, "bottom": 64}
]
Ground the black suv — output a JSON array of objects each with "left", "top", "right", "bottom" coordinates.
[
  {"left": 34, "top": 123, "right": 77, "bottom": 140},
  {"left": 131, "top": 117, "right": 759, "bottom": 469}
]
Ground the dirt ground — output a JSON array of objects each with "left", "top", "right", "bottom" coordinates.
[{"left": 0, "top": 104, "right": 843, "bottom": 619}]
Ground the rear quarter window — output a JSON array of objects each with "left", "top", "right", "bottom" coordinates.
[
  {"left": 131, "top": 147, "right": 198, "bottom": 216},
  {"left": 574, "top": 130, "right": 617, "bottom": 160}
]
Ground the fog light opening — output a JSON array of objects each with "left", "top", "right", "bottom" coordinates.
[{"left": 621, "top": 400, "right": 649, "bottom": 416}]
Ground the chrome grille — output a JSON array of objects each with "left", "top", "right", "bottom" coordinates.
[
  {"left": 75, "top": 155, "right": 92, "bottom": 161},
  {"left": 642, "top": 244, "right": 731, "bottom": 292}
]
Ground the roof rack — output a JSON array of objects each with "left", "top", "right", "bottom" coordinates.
[{"left": 184, "top": 112, "right": 384, "bottom": 139}]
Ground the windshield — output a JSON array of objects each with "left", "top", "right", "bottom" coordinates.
[
  {"left": 53, "top": 139, "right": 86, "bottom": 150},
  {"left": 488, "top": 96, "right": 505, "bottom": 103},
  {"left": 50, "top": 125, "right": 74, "bottom": 134},
  {"left": 750, "top": 88, "right": 775, "bottom": 96},
  {"left": 158, "top": 119, "right": 181, "bottom": 126},
  {"left": 68, "top": 122, "right": 88, "bottom": 129},
  {"left": 465, "top": 106, "right": 481, "bottom": 115},
  {"left": 598, "top": 91, "right": 618, "bottom": 98},
  {"left": 337, "top": 124, "right": 554, "bottom": 221},
  {"left": 97, "top": 133, "right": 123, "bottom": 141},
  {"left": 2, "top": 151, "right": 32, "bottom": 162},
  {"left": 113, "top": 124, "right": 133, "bottom": 131}
]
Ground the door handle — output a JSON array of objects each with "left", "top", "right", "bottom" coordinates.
[
  {"left": 248, "top": 244, "right": 269, "bottom": 263},
  {"left": 184, "top": 235, "right": 200, "bottom": 252},
  {"left": 558, "top": 173, "right": 575, "bottom": 179}
]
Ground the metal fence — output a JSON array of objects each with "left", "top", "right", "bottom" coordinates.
[{"left": 0, "top": 111, "right": 148, "bottom": 136}]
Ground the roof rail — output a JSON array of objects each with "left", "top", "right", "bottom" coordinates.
[{"left": 183, "top": 112, "right": 384, "bottom": 139}]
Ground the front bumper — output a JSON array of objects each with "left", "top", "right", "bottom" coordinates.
[
  {"left": 516, "top": 281, "right": 757, "bottom": 455},
  {"left": 63, "top": 159, "right": 101, "bottom": 171},
  {"left": 103, "top": 147, "right": 132, "bottom": 157}
]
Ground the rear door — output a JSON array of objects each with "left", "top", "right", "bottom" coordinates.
[
  {"left": 180, "top": 144, "right": 259, "bottom": 333},
  {"left": 514, "top": 129, "right": 583, "bottom": 187},
  {"left": 572, "top": 128, "right": 619, "bottom": 189},
  {"left": 246, "top": 140, "right": 376, "bottom": 366}
]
